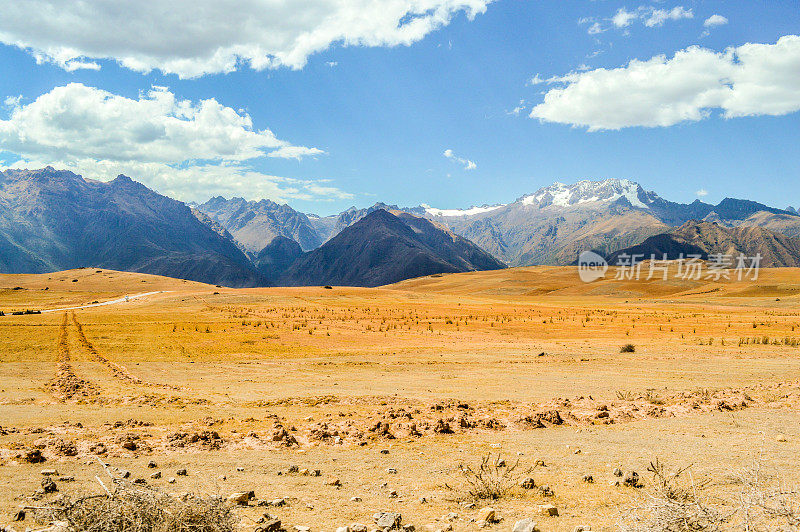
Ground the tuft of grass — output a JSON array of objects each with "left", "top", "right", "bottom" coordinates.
[
  {"left": 445, "top": 453, "right": 534, "bottom": 501},
  {"left": 620, "top": 344, "right": 636, "bottom": 353}
]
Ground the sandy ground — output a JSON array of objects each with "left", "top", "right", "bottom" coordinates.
[{"left": 1, "top": 266, "right": 800, "bottom": 531}]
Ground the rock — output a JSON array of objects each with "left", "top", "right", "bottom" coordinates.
[
  {"left": 237, "top": 466, "right": 246, "bottom": 472},
  {"left": 375, "top": 512, "right": 402, "bottom": 529},
  {"left": 11, "top": 509, "right": 25, "bottom": 522},
  {"left": 387, "top": 467, "right": 398, "bottom": 474},
  {"left": 40, "top": 469, "right": 59, "bottom": 476},
  {"left": 294, "top": 526, "right": 311, "bottom": 532},
  {"left": 337, "top": 527, "right": 349, "bottom": 532},
  {"left": 311, "top": 469, "right": 321, "bottom": 477},
  {"left": 537, "top": 485, "right": 554, "bottom": 497},
  {"left": 573, "top": 526, "right": 592, "bottom": 532},
  {"left": 168, "top": 477, "right": 176, "bottom": 484},
  {"left": 443, "top": 512, "right": 459, "bottom": 521},
  {"left": 477, "top": 507, "right": 497, "bottom": 523},
  {"left": 495, "top": 458, "right": 506, "bottom": 467},
  {"left": 402, "top": 526, "right": 415, "bottom": 532},
  {"left": 777, "top": 434, "right": 788, "bottom": 442},
  {"left": 419, "top": 497, "right": 427, "bottom": 504},
  {"left": 147, "top": 460, "right": 157, "bottom": 468},
  {"left": 534, "top": 459, "right": 545, "bottom": 467},
  {"left": 350, "top": 496, "right": 362, "bottom": 502},
  {"left": 227, "top": 491, "right": 253, "bottom": 505},
  {"left": 119, "top": 470, "right": 131, "bottom": 479},
  {"left": 326, "top": 477, "right": 341, "bottom": 486},
  {"left": 133, "top": 478, "right": 146, "bottom": 485},
  {"left": 520, "top": 477, "right": 536, "bottom": 489},
  {"left": 23, "top": 449, "right": 45, "bottom": 463},
  {"left": 582, "top": 475, "right": 594, "bottom": 483},
  {"left": 624, "top": 471, "right": 641, "bottom": 488},
  {"left": 150, "top": 471, "right": 162, "bottom": 479},
  {"left": 58, "top": 476, "right": 74, "bottom": 482},
  {"left": 41, "top": 477, "right": 58, "bottom": 493},
  {"left": 41, "top": 521, "right": 69, "bottom": 532},
  {"left": 258, "top": 519, "right": 281, "bottom": 532},
  {"left": 288, "top": 465, "right": 300, "bottom": 473},
  {"left": 350, "top": 524, "right": 368, "bottom": 532},
  {"left": 176, "top": 468, "right": 188, "bottom": 476},
  {"left": 389, "top": 490, "right": 398, "bottom": 498},
  {"left": 270, "top": 498, "right": 286, "bottom": 507},
  {"left": 613, "top": 467, "right": 623, "bottom": 477},
  {"left": 512, "top": 518, "right": 539, "bottom": 532},
  {"left": 537, "top": 504, "right": 558, "bottom": 517}
]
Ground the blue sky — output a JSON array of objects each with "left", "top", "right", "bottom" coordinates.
[{"left": 0, "top": 0, "right": 798, "bottom": 215}]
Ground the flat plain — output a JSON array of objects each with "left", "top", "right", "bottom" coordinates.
[{"left": 2, "top": 266, "right": 800, "bottom": 531}]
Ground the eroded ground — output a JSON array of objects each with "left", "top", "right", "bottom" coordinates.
[{"left": 1, "top": 266, "right": 800, "bottom": 531}]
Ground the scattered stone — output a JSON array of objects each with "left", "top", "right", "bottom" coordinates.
[
  {"left": 168, "top": 477, "right": 176, "bottom": 484},
  {"left": 257, "top": 520, "right": 282, "bottom": 532},
  {"left": 294, "top": 526, "right": 310, "bottom": 532},
  {"left": 534, "top": 460, "right": 545, "bottom": 467},
  {"left": 777, "top": 434, "right": 788, "bottom": 442},
  {"left": 613, "top": 467, "right": 623, "bottom": 477},
  {"left": 176, "top": 468, "right": 188, "bottom": 476},
  {"left": 237, "top": 466, "right": 246, "bottom": 472},
  {"left": 477, "top": 507, "right": 497, "bottom": 523},
  {"left": 573, "top": 526, "right": 592, "bottom": 532},
  {"left": 381, "top": 449, "right": 390, "bottom": 454},
  {"left": 147, "top": 460, "right": 157, "bottom": 468},
  {"left": 150, "top": 471, "right": 162, "bottom": 479},
  {"left": 41, "top": 469, "right": 59, "bottom": 476},
  {"left": 512, "top": 518, "right": 539, "bottom": 532},
  {"left": 12, "top": 509, "right": 25, "bottom": 522},
  {"left": 41, "top": 477, "right": 58, "bottom": 493},
  {"left": 419, "top": 497, "right": 427, "bottom": 504},
  {"left": 583, "top": 474, "right": 594, "bottom": 483},
  {"left": 375, "top": 512, "right": 402, "bottom": 529},
  {"left": 402, "top": 525, "right": 415, "bottom": 532},
  {"left": 349, "top": 524, "right": 368, "bottom": 532},
  {"left": 387, "top": 467, "right": 398, "bottom": 474},
  {"left": 389, "top": 490, "right": 399, "bottom": 498},
  {"left": 270, "top": 498, "right": 286, "bottom": 507},
  {"left": 23, "top": 449, "right": 45, "bottom": 463},
  {"left": 537, "top": 485, "right": 554, "bottom": 497},
  {"left": 624, "top": 471, "right": 641, "bottom": 488},
  {"left": 119, "top": 470, "right": 131, "bottom": 479},
  {"left": 299, "top": 468, "right": 309, "bottom": 475},
  {"left": 227, "top": 491, "right": 254, "bottom": 505},
  {"left": 520, "top": 477, "right": 536, "bottom": 489},
  {"left": 350, "top": 496, "right": 362, "bottom": 502},
  {"left": 326, "top": 477, "right": 341, "bottom": 487},
  {"left": 133, "top": 478, "right": 146, "bottom": 485},
  {"left": 537, "top": 504, "right": 558, "bottom": 517},
  {"left": 57, "top": 476, "right": 74, "bottom": 482}
]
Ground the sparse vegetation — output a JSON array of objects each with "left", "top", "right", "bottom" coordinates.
[
  {"left": 445, "top": 453, "right": 534, "bottom": 501},
  {"left": 621, "top": 343, "right": 636, "bottom": 353}
]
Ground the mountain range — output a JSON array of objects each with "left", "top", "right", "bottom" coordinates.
[{"left": 2, "top": 169, "right": 799, "bottom": 287}]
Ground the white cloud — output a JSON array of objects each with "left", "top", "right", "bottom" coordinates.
[
  {"left": 528, "top": 74, "right": 545, "bottom": 85},
  {"left": 0, "top": 83, "right": 349, "bottom": 202},
  {"left": 529, "top": 35, "right": 800, "bottom": 131},
  {"left": 443, "top": 148, "right": 476, "bottom": 170},
  {"left": 612, "top": 8, "right": 638, "bottom": 28},
  {"left": 326, "top": 61, "right": 338, "bottom": 67},
  {"left": 644, "top": 6, "right": 693, "bottom": 27},
  {"left": 704, "top": 15, "right": 729, "bottom": 28},
  {"left": 0, "top": 0, "right": 492, "bottom": 78},
  {"left": 588, "top": 22, "right": 604, "bottom": 35},
  {"left": 696, "top": 188, "right": 709, "bottom": 197},
  {"left": 3, "top": 95, "right": 21, "bottom": 108},
  {"left": 62, "top": 59, "right": 101, "bottom": 72}
]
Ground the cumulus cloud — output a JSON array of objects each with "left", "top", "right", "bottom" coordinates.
[
  {"left": 0, "top": 0, "right": 492, "bottom": 78},
  {"left": 443, "top": 148, "right": 476, "bottom": 170},
  {"left": 696, "top": 188, "right": 709, "bottom": 197},
  {"left": 612, "top": 8, "right": 638, "bottom": 28},
  {"left": 644, "top": 6, "right": 693, "bottom": 27},
  {"left": 0, "top": 83, "right": 348, "bottom": 202},
  {"left": 529, "top": 35, "right": 800, "bottom": 131},
  {"left": 704, "top": 14, "right": 729, "bottom": 28}
]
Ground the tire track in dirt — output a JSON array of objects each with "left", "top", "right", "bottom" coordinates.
[
  {"left": 46, "top": 311, "right": 100, "bottom": 401},
  {"left": 71, "top": 312, "right": 179, "bottom": 391}
]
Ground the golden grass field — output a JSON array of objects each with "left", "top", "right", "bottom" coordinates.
[{"left": 2, "top": 265, "right": 800, "bottom": 531}]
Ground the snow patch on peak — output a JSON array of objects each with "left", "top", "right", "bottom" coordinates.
[
  {"left": 423, "top": 203, "right": 506, "bottom": 217},
  {"left": 521, "top": 178, "right": 651, "bottom": 209}
]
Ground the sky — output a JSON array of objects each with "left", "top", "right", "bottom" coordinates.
[{"left": 0, "top": 0, "right": 798, "bottom": 216}]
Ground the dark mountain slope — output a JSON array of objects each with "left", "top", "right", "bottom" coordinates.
[
  {"left": 0, "top": 168, "right": 264, "bottom": 287},
  {"left": 281, "top": 209, "right": 506, "bottom": 287}
]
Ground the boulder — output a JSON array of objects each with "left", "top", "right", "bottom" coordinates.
[
  {"left": 375, "top": 512, "right": 402, "bottom": 529},
  {"left": 537, "top": 504, "right": 558, "bottom": 517},
  {"left": 512, "top": 518, "right": 539, "bottom": 532},
  {"left": 477, "top": 507, "right": 497, "bottom": 523}
]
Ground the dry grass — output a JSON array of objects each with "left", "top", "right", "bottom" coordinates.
[{"left": 445, "top": 453, "right": 534, "bottom": 501}]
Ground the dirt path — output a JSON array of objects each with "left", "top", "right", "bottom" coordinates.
[
  {"left": 40, "top": 291, "right": 167, "bottom": 313},
  {"left": 45, "top": 311, "right": 99, "bottom": 401}
]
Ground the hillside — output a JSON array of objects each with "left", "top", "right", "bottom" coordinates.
[
  {"left": 0, "top": 168, "right": 264, "bottom": 287},
  {"left": 281, "top": 209, "right": 506, "bottom": 287}
]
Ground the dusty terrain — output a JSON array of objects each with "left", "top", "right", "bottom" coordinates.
[{"left": 2, "top": 266, "right": 800, "bottom": 531}]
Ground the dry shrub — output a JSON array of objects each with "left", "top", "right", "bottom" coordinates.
[
  {"left": 620, "top": 344, "right": 637, "bottom": 353},
  {"left": 620, "top": 459, "right": 727, "bottom": 532},
  {"left": 445, "top": 453, "right": 534, "bottom": 501},
  {"left": 621, "top": 457, "right": 800, "bottom": 531},
  {"left": 35, "top": 480, "right": 235, "bottom": 532}
]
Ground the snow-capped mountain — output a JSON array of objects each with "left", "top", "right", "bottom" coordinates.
[{"left": 519, "top": 178, "right": 652, "bottom": 209}]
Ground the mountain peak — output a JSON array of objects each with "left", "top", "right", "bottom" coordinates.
[{"left": 520, "top": 178, "right": 651, "bottom": 209}]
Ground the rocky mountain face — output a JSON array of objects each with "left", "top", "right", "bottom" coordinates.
[
  {"left": 0, "top": 168, "right": 265, "bottom": 286},
  {"left": 280, "top": 209, "right": 506, "bottom": 287},
  {"left": 196, "top": 196, "right": 322, "bottom": 253},
  {"left": 253, "top": 235, "right": 303, "bottom": 283},
  {"left": 607, "top": 221, "right": 800, "bottom": 268},
  {"left": 422, "top": 179, "right": 800, "bottom": 266}
]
